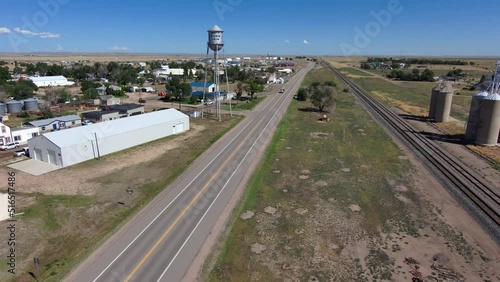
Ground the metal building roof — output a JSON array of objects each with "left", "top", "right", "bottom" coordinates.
[
  {"left": 474, "top": 91, "right": 489, "bottom": 97},
  {"left": 40, "top": 109, "right": 187, "bottom": 148},
  {"left": 29, "top": 75, "right": 68, "bottom": 82},
  {"left": 26, "top": 115, "right": 81, "bottom": 127},
  {"left": 485, "top": 93, "right": 500, "bottom": 101},
  {"left": 208, "top": 25, "right": 223, "bottom": 32}
]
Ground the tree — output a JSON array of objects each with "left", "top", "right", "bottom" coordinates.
[
  {"left": 310, "top": 85, "right": 336, "bottom": 112},
  {"left": 235, "top": 81, "right": 246, "bottom": 102},
  {"left": 247, "top": 79, "right": 264, "bottom": 100},
  {"left": 81, "top": 80, "right": 100, "bottom": 93},
  {"left": 165, "top": 77, "right": 191, "bottom": 101},
  {"left": 421, "top": 69, "right": 435, "bottom": 82},
  {"left": 360, "top": 62, "right": 371, "bottom": 70},
  {"left": 83, "top": 88, "right": 99, "bottom": 100},
  {"left": 0, "top": 66, "right": 10, "bottom": 82},
  {"left": 137, "top": 77, "right": 146, "bottom": 87},
  {"left": 267, "top": 66, "right": 277, "bottom": 74},
  {"left": 297, "top": 87, "right": 308, "bottom": 101},
  {"left": 9, "top": 80, "right": 38, "bottom": 100},
  {"left": 45, "top": 88, "right": 71, "bottom": 105}
]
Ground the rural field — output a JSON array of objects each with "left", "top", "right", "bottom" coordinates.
[
  {"left": 330, "top": 58, "right": 500, "bottom": 165},
  {"left": 0, "top": 52, "right": 204, "bottom": 65},
  {"left": 204, "top": 65, "right": 500, "bottom": 281},
  {"left": 0, "top": 114, "right": 242, "bottom": 282}
]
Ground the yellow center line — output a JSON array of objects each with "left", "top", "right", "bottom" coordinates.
[{"left": 123, "top": 93, "right": 284, "bottom": 282}]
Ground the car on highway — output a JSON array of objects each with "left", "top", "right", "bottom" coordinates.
[
  {"left": 278, "top": 88, "right": 285, "bottom": 93},
  {"left": 0, "top": 142, "right": 20, "bottom": 150}
]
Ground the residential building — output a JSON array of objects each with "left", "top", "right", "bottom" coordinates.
[
  {"left": 190, "top": 82, "right": 216, "bottom": 94},
  {"left": 0, "top": 122, "right": 12, "bottom": 145},
  {"left": 24, "top": 115, "right": 82, "bottom": 133}
]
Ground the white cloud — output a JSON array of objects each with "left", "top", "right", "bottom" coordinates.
[
  {"left": 303, "top": 39, "right": 309, "bottom": 45},
  {"left": 13, "top": 27, "right": 60, "bottom": 38},
  {"left": 0, "top": 27, "right": 11, "bottom": 34},
  {"left": 56, "top": 45, "right": 63, "bottom": 51},
  {"left": 285, "top": 40, "right": 290, "bottom": 44},
  {"left": 109, "top": 46, "right": 129, "bottom": 51}
]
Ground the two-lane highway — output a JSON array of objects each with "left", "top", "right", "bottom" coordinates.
[{"left": 66, "top": 62, "right": 313, "bottom": 282}]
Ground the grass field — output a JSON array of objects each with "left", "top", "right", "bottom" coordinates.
[
  {"left": 336, "top": 67, "right": 471, "bottom": 121},
  {"left": 205, "top": 67, "right": 428, "bottom": 281},
  {"left": 221, "top": 97, "right": 265, "bottom": 111},
  {"left": 0, "top": 115, "right": 243, "bottom": 282}
]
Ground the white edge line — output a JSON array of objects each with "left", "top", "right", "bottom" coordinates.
[{"left": 91, "top": 83, "right": 285, "bottom": 281}]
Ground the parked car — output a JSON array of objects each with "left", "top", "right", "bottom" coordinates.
[
  {"left": 13, "top": 147, "right": 29, "bottom": 157},
  {"left": 278, "top": 88, "right": 285, "bottom": 93},
  {"left": 82, "top": 120, "right": 93, "bottom": 125},
  {"left": 138, "top": 98, "right": 147, "bottom": 103},
  {"left": 204, "top": 100, "right": 214, "bottom": 105},
  {"left": 0, "top": 142, "right": 20, "bottom": 151}
]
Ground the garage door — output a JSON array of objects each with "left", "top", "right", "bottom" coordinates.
[
  {"left": 47, "top": 149, "right": 57, "bottom": 165},
  {"left": 174, "top": 123, "right": 184, "bottom": 134},
  {"left": 34, "top": 148, "right": 42, "bottom": 160}
]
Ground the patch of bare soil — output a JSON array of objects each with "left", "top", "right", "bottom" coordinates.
[{"left": 0, "top": 123, "right": 204, "bottom": 196}]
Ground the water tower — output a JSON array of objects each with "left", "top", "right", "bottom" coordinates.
[{"left": 206, "top": 25, "right": 224, "bottom": 120}]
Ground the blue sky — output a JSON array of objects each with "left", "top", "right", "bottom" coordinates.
[{"left": 0, "top": 0, "right": 499, "bottom": 56}]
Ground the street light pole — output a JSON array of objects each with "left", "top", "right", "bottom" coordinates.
[{"left": 178, "top": 91, "right": 182, "bottom": 111}]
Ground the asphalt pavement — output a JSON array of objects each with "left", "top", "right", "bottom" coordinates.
[{"left": 65, "top": 62, "right": 314, "bottom": 282}]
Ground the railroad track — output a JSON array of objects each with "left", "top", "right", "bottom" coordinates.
[{"left": 322, "top": 59, "right": 500, "bottom": 235}]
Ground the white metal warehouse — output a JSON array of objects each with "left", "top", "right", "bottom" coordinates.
[
  {"left": 27, "top": 109, "right": 189, "bottom": 167},
  {"left": 28, "top": 75, "right": 75, "bottom": 87}
]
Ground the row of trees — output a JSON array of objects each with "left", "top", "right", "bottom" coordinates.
[
  {"left": 366, "top": 57, "right": 472, "bottom": 66},
  {"left": 0, "top": 66, "right": 39, "bottom": 100},
  {"left": 386, "top": 69, "right": 435, "bottom": 82}
]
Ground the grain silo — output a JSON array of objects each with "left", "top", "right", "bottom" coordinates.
[
  {"left": 433, "top": 82, "right": 454, "bottom": 122},
  {"left": 475, "top": 93, "right": 500, "bottom": 146},
  {"left": 6, "top": 100, "right": 23, "bottom": 114},
  {"left": 428, "top": 85, "right": 440, "bottom": 120},
  {"left": 23, "top": 98, "right": 39, "bottom": 111},
  {"left": 464, "top": 91, "right": 489, "bottom": 142},
  {"left": 0, "top": 102, "right": 5, "bottom": 115}
]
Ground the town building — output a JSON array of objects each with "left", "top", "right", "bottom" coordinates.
[
  {"left": 28, "top": 109, "right": 189, "bottom": 167},
  {"left": 28, "top": 76, "right": 75, "bottom": 87}
]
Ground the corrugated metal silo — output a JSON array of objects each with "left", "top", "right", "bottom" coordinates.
[
  {"left": 464, "top": 91, "right": 489, "bottom": 142},
  {"left": 476, "top": 93, "right": 500, "bottom": 146},
  {"left": 23, "top": 98, "right": 39, "bottom": 111},
  {"left": 6, "top": 100, "right": 23, "bottom": 114},
  {"left": 434, "top": 82, "right": 454, "bottom": 123},
  {"left": 428, "top": 86, "right": 440, "bottom": 120}
]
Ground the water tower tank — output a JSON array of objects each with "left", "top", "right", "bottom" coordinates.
[
  {"left": 23, "top": 98, "right": 39, "bottom": 111},
  {"left": 208, "top": 25, "right": 224, "bottom": 51},
  {"left": 476, "top": 93, "right": 500, "bottom": 146},
  {"left": 434, "top": 82, "right": 454, "bottom": 123},
  {"left": 6, "top": 100, "right": 23, "bottom": 114},
  {"left": 0, "top": 102, "right": 5, "bottom": 115},
  {"left": 464, "top": 91, "right": 489, "bottom": 141}
]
